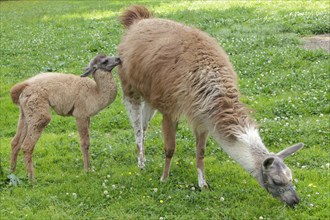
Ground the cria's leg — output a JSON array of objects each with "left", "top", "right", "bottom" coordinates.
[
  {"left": 194, "top": 128, "right": 208, "bottom": 188},
  {"left": 21, "top": 97, "right": 51, "bottom": 180},
  {"left": 160, "top": 114, "right": 177, "bottom": 181},
  {"left": 142, "top": 101, "right": 156, "bottom": 143},
  {"left": 76, "top": 117, "right": 90, "bottom": 171},
  {"left": 10, "top": 108, "right": 27, "bottom": 173},
  {"left": 123, "top": 96, "right": 146, "bottom": 169}
]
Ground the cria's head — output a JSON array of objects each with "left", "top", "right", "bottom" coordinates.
[{"left": 82, "top": 55, "right": 121, "bottom": 77}]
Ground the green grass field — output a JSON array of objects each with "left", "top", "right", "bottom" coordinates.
[{"left": 0, "top": 1, "right": 329, "bottom": 219}]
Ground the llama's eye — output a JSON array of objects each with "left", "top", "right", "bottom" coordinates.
[
  {"left": 101, "top": 59, "right": 109, "bottom": 65},
  {"left": 272, "top": 179, "right": 282, "bottom": 186}
]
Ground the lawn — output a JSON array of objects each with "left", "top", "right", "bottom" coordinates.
[{"left": 0, "top": 1, "right": 329, "bottom": 219}]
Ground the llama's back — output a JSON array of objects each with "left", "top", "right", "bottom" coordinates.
[
  {"left": 118, "top": 14, "right": 238, "bottom": 122},
  {"left": 14, "top": 73, "right": 95, "bottom": 116}
]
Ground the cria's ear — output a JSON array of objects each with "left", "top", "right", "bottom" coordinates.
[
  {"left": 263, "top": 157, "right": 275, "bottom": 169},
  {"left": 277, "top": 143, "right": 304, "bottom": 159},
  {"left": 81, "top": 67, "right": 96, "bottom": 77}
]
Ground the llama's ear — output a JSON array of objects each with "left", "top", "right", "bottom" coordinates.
[
  {"left": 263, "top": 157, "right": 275, "bottom": 169},
  {"left": 81, "top": 67, "right": 96, "bottom": 77},
  {"left": 277, "top": 143, "right": 304, "bottom": 159}
]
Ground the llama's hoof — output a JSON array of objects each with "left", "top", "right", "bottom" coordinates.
[
  {"left": 199, "top": 181, "right": 210, "bottom": 190},
  {"left": 201, "top": 182, "right": 211, "bottom": 190},
  {"left": 7, "top": 173, "right": 20, "bottom": 186},
  {"left": 160, "top": 176, "right": 167, "bottom": 182},
  {"left": 138, "top": 159, "right": 146, "bottom": 170}
]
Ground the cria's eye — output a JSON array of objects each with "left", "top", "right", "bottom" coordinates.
[{"left": 101, "top": 59, "right": 109, "bottom": 65}]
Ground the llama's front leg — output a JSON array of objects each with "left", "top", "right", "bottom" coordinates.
[
  {"left": 160, "top": 114, "right": 177, "bottom": 181},
  {"left": 11, "top": 109, "right": 27, "bottom": 173},
  {"left": 194, "top": 128, "right": 208, "bottom": 188},
  {"left": 76, "top": 117, "right": 90, "bottom": 171},
  {"left": 123, "top": 96, "right": 145, "bottom": 169}
]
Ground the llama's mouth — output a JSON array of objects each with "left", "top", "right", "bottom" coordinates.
[
  {"left": 100, "top": 57, "right": 121, "bottom": 73},
  {"left": 113, "top": 57, "right": 122, "bottom": 65},
  {"left": 108, "top": 57, "right": 122, "bottom": 69}
]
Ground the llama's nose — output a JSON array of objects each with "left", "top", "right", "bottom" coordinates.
[
  {"left": 283, "top": 194, "right": 300, "bottom": 207},
  {"left": 115, "top": 57, "right": 121, "bottom": 63},
  {"left": 288, "top": 196, "right": 299, "bottom": 207}
]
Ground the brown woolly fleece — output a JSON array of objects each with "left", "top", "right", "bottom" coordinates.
[
  {"left": 11, "top": 72, "right": 116, "bottom": 118},
  {"left": 10, "top": 55, "right": 118, "bottom": 180},
  {"left": 116, "top": 7, "right": 304, "bottom": 207},
  {"left": 118, "top": 5, "right": 254, "bottom": 139}
]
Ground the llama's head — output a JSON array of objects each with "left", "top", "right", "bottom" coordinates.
[
  {"left": 261, "top": 143, "right": 304, "bottom": 207},
  {"left": 82, "top": 55, "right": 121, "bottom": 77}
]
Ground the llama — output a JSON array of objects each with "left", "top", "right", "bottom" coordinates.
[
  {"left": 10, "top": 55, "right": 121, "bottom": 180},
  {"left": 117, "top": 5, "right": 304, "bottom": 206}
]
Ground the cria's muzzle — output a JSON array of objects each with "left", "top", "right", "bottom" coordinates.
[{"left": 81, "top": 56, "right": 121, "bottom": 77}]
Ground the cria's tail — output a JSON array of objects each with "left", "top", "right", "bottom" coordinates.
[
  {"left": 118, "top": 5, "right": 152, "bottom": 28},
  {"left": 10, "top": 82, "right": 28, "bottom": 105}
]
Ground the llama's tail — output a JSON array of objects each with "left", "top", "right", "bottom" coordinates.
[
  {"left": 10, "top": 82, "right": 28, "bottom": 105},
  {"left": 119, "top": 5, "right": 152, "bottom": 28}
]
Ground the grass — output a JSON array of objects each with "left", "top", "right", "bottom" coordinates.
[{"left": 0, "top": 0, "right": 329, "bottom": 219}]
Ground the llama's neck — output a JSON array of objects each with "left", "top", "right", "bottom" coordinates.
[
  {"left": 212, "top": 125, "right": 269, "bottom": 177},
  {"left": 93, "top": 70, "right": 117, "bottom": 107}
]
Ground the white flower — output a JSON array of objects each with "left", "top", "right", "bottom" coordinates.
[
  {"left": 104, "top": 190, "right": 109, "bottom": 195},
  {"left": 220, "top": 197, "right": 225, "bottom": 201},
  {"left": 112, "top": 184, "right": 116, "bottom": 189},
  {"left": 153, "top": 188, "right": 158, "bottom": 193},
  {"left": 72, "top": 193, "right": 77, "bottom": 199},
  {"left": 259, "top": 216, "right": 264, "bottom": 220}
]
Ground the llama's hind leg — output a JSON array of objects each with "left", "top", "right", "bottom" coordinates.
[
  {"left": 194, "top": 128, "right": 208, "bottom": 188},
  {"left": 21, "top": 98, "right": 51, "bottom": 180},
  {"left": 123, "top": 96, "right": 145, "bottom": 169},
  {"left": 142, "top": 101, "right": 156, "bottom": 144},
  {"left": 76, "top": 117, "right": 90, "bottom": 171},
  {"left": 10, "top": 109, "right": 27, "bottom": 173},
  {"left": 160, "top": 114, "right": 177, "bottom": 181}
]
